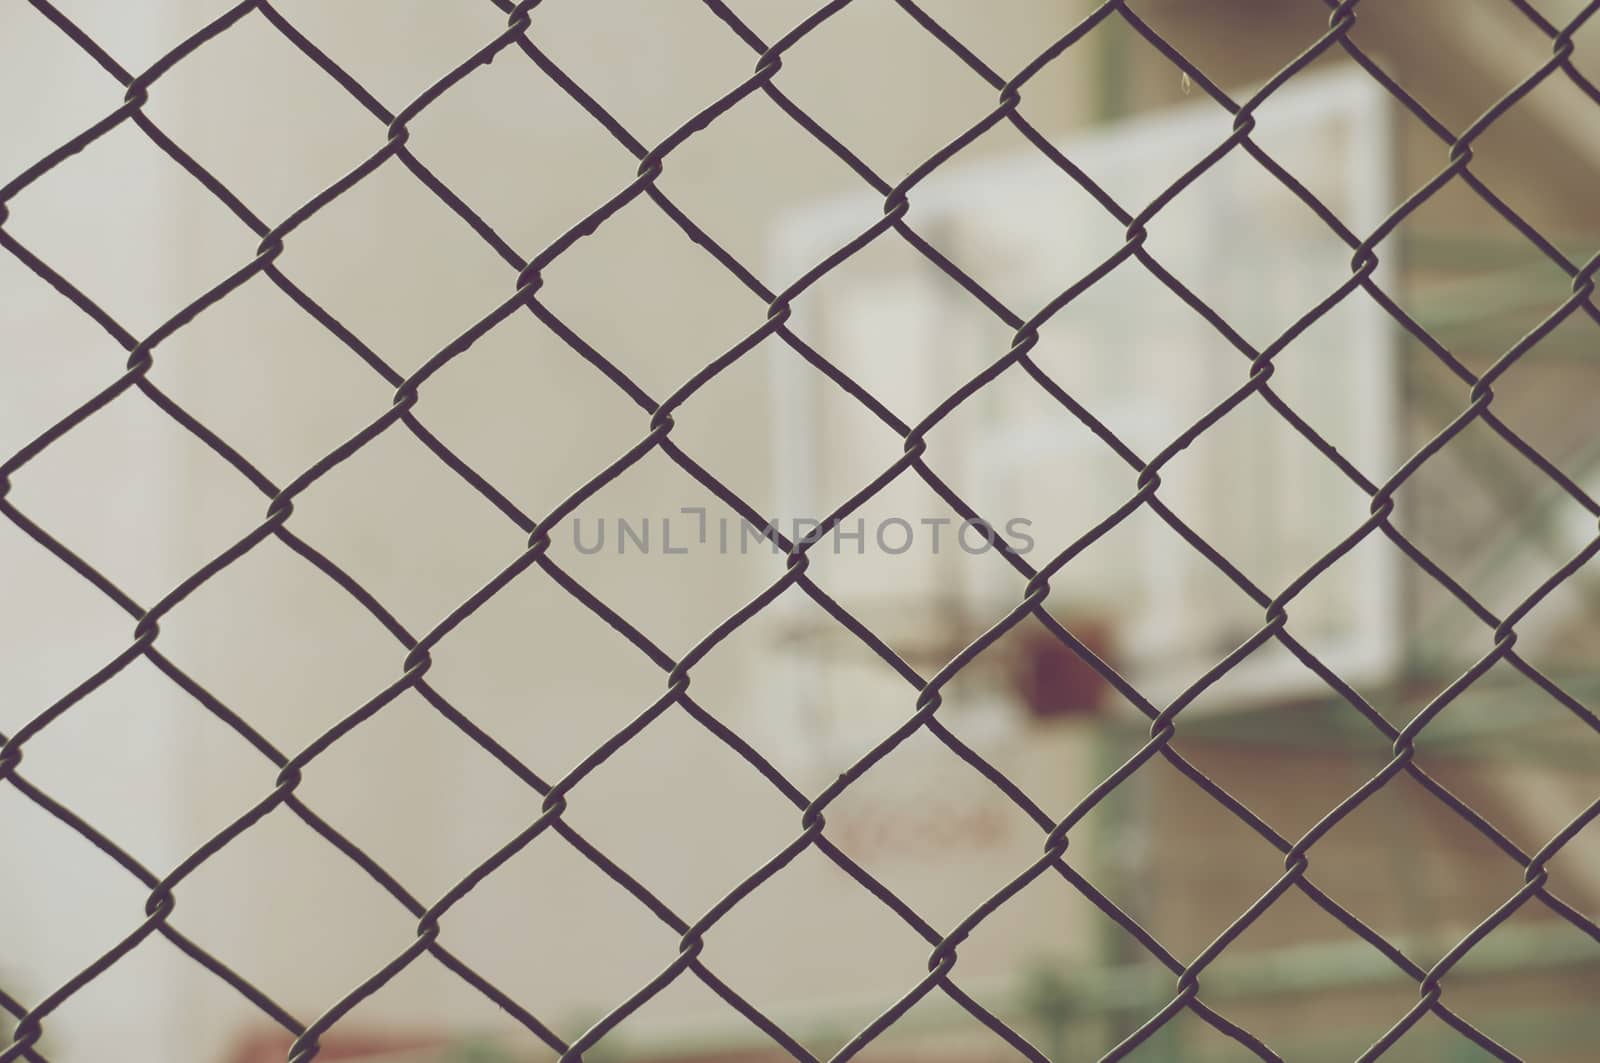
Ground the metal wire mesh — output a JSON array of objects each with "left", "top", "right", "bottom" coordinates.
[{"left": 2, "top": 0, "right": 1598, "bottom": 1060}]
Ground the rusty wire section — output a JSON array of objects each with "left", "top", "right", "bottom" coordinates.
[{"left": 2, "top": 0, "right": 1600, "bottom": 1060}]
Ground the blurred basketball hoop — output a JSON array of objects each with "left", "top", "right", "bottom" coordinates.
[
  {"left": 768, "top": 67, "right": 1400, "bottom": 766},
  {"left": 771, "top": 594, "right": 1118, "bottom": 720}
]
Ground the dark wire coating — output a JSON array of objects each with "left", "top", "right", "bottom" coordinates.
[{"left": 2, "top": 0, "right": 1599, "bottom": 1059}]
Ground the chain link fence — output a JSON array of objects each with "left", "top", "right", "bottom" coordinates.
[{"left": 2, "top": 0, "right": 1598, "bottom": 1060}]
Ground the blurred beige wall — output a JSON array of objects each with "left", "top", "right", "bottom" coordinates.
[{"left": 1, "top": 2, "right": 1096, "bottom": 1060}]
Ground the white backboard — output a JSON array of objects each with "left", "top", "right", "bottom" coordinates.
[{"left": 771, "top": 67, "right": 1399, "bottom": 737}]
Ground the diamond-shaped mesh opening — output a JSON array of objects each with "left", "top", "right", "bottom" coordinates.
[
  {"left": 1462, "top": 71, "right": 1600, "bottom": 239},
  {"left": 549, "top": 447, "right": 788, "bottom": 656},
  {"left": 695, "top": 844, "right": 935, "bottom": 1058},
  {"left": 759, "top": 0, "right": 1005, "bottom": 179},
  {"left": 1144, "top": 153, "right": 1358, "bottom": 348},
  {"left": 1305, "top": 771, "right": 1534, "bottom": 966},
  {"left": 436, "top": 829, "right": 683, "bottom": 1040},
  {"left": 4, "top": 1, "right": 1600, "bottom": 1060},
  {"left": 2, "top": 119, "right": 254, "bottom": 337},
  {"left": 421, "top": 561, "right": 667, "bottom": 780},
  {"left": 146, "top": 273, "right": 394, "bottom": 483},
  {"left": 15, "top": 655, "right": 275, "bottom": 871},
  {"left": 818, "top": 724, "right": 1058, "bottom": 926},
  {"left": 1393, "top": 416, "right": 1597, "bottom": 617},
  {"left": 289, "top": 687, "right": 548, "bottom": 900},
  {"left": 536, "top": 195, "right": 770, "bottom": 399},
  {"left": 1433, "top": 900, "right": 1600, "bottom": 1061},
  {"left": 533, "top": 0, "right": 758, "bottom": 148},
  {"left": 897, "top": 118, "right": 1129, "bottom": 312},
  {"left": 137, "top": 9, "right": 379, "bottom": 222},
  {"left": 282, "top": 424, "right": 526, "bottom": 627},
  {"left": 1339, "top": 2, "right": 1554, "bottom": 134},
  {"left": 166, "top": 805, "right": 421, "bottom": 1013},
  {"left": 416, "top": 309, "right": 648, "bottom": 516},
  {"left": 153, "top": 535, "right": 402, "bottom": 751},
  {"left": 3, "top": 386, "right": 265, "bottom": 602},
  {"left": 1177, "top": 891, "right": 1430, "bottom": 1059},
  {"left": 656, "top": 91, "right": 890, "bottom": 272},
  {"left": 402, "top": 33, "right": 645, "bottom": 256},
  {"left": 558, "top": 706, "right": 803, "bottom": 916},
  {"left": 270, "top": 158, "right": 515, "bottom": 371}
]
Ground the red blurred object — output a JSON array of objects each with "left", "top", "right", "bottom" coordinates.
[
  {"left": 227, "top": 1030, "right": 448, "bottom": 1063},
  {"left": 1008, "top": 617, "right": 1115, "bottom": 721}
]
